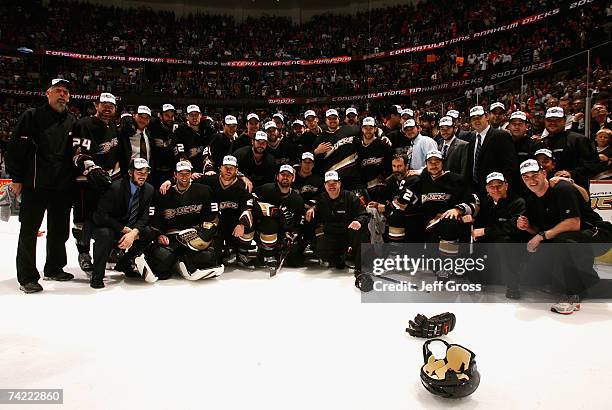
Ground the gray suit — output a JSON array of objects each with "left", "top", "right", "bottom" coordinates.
[{"left": 439, "top": 136, "right": 469, "bottom": 181}]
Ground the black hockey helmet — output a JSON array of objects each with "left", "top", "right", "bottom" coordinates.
[{"left": 420, "top": 339, "right": 480, "bottom": 399}]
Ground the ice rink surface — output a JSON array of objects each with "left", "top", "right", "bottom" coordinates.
[{"left": 1, "top": 216, "right": 612, "bottom": 410}]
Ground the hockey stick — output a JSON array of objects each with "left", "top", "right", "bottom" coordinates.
[{"left": 271, "top": 232, "right": 298, "bottom": 277}]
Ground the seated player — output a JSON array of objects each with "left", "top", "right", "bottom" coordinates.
[
  {"left": 146, "top": 161, "right": 224, "bottom": 280},
  {"left": 194, "top": 155, "right": 256, "bottom": 268},
  {"left": 253, "top": 165, "right": 305, "bottom": 273},
  {"left": 394, "top": 150, "right": 479, "bottom": 279}
]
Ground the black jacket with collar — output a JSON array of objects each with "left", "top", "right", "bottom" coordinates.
[{"left": 6, "top": 104, "right": 76, "bottom": 191}]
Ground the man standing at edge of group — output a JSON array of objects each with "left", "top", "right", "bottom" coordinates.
[{"left": 7, "top": 78, "right": 76, "bottom": 293}]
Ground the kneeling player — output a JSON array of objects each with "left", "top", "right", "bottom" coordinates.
[
  {"left": 194, "top": 155, "right": 255, "bottom": 268},
  {"left": 146, "top": 161, "right": 223, "bottom": 280},
  {"left": 306, "top": 171, "right": 370, "bottom": 274},
  {"left": 395, "top": 150, "right": 479, "bottom": 279},
  {"left": 253, "top": 164, "right": 304, "bottom": 273}
]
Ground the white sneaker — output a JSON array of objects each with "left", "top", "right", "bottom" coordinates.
[
  {"left": 551, "top": 295, "right": 581, "bottom": 315},
  {"left": 134, "top": 254, "right": 157, "bottom": 283}
]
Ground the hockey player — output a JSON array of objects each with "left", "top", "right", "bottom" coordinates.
[
  {"left": 344, "top": 107, "right": 359, "bottom": 126},
  {"left": 272, "top": 113, "right": 286, "bottom": 137},
  {"left": 264, "top": 120, "right": 298, "bottom": 168},
  {"left": 253, "top": 165, "right": 305, "bottom": 272},
  {"left": 293, "top": 152, "right": 323, "bottom": 254},
  {"left": 233, "top": 131, "right": 276, "bottom": 188},
  {"left": 301, "top": 109, "right": 323, "bottom": 154},
  {"left": 173, "top": 104, "right": 215, "bottom": 173},
  {"left": 313, "top": 109, "right": 361, "bottom": 190},
  {"left": 391, "top": 119, "right": 438, "bottom": 171},
  {"left": 234, "top": 113, "right": 261, "bottom": 152},
  {"left": 394, "top": 150, "right": 479, "bottom": 279},
  {"left": 71, "top": 92, "right": 120, "bottom": 273},
  {"left": 488, "top": 102, "right": 508, "bottom": 130},
  {"left": 356, "top": 116, "right": 393, "bottom": 203},
  {"left": 118, "top": 105, "right": 152, "bottom": 177},
  {"left": 203, "top": 115, "right": 239, "bottom": 172},
  {"left": 305, "top": 171, "right": 370, "bottom": 273},
  {"left": 194, "top": 155, "right": 255, "bottom": 268},
  {"left": 146, "top": 160, "right": 224, "bottom": 280},
  {"left": 148, "top": 104, "right": 177, "bottom": 188}
]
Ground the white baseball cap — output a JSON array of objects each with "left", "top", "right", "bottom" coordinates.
[
  {"left": 534, "top": 148, "right": 553, "bottom": 158},
  {"left": 439, "top": 116, "right": 453, "bottom": 127},
  {"left": 292, "top": 119, "right": 304, "bottom": 127},
  {"left": 131, "top": 157, "right": 150, "bottom": 170},
  {"left": 325, "top": 109, "right": 339, "bottom": 117},
  {"left": 401, "top": 108, "right": 414, "bottom": 117},
  {"left": 255, "top": 131, "right": 268, "bottom": 141},
  {"left": 222, "top": 155, "right": 238, "bottom": 167},
  {"left": 186, "top": 104, "right": 201, "bottom": 114},
  {"left": 304, "top": 110, "right": 317, "bottom": 118},
  {"left": 520, "top": 159, "right": 540, "bottom": 174},
  {"left": 224, "top": 115, "right": 238, "bottom": 125},
  {"left": 486, "top": 172, "right": 505, "bottom": 184},
  {"left": 469, "top": 106, "right": 485, "bottom": 117},
  {"left": 272, "top": 113, "right": 284, "bottom": 122},
  {"left": 279, "top": 164, "right": 295, "bottom": 175},
  {"left": 50, "top": 78, "right": 70, "bottom": 88},
  {"left": 509, "top": 111, "right": 527, "bottom": 121},
  {"left": 264, "top": 121, "right": 277, "bottom": 130},
  {"left": 176, "top": 160, "right": 193, "bottom": 172},
  {"left": 324, "top": 171, "right": 339, "bottom": 182},
  {"left": 99, "top": 93, "right": 116, "bottom": 105},
  {"left": 446, "top": 109, "right": 459, "bottom": 119},
  {"left": 346, "top": 107, "right": 358, "bottom": 116},
  {"left": 362, "top": 117, "right": 375, "bottom": 127},
  {"left": 301, "top": 152, "right": 315, "bottom": 161},
  {"left": 393, "top": 105, "right": 402, "bottom": 114},
  {"left": 137, "top": 105, "right": 151, "bottom": 116},
  {"left": 247, "top": 113, "right": 260, "bottom": 122},
  {"left": 120, "top": 113, "right": 132, "bottom": 119},
  {"left": 490, "top": 102, "right": 505, "bottom": 112},
  {"left": 403, "top": 119, "right": 416, "bottom": 129},
  {"left": 162, "top": 103, "right": 175, "bottom": 112},
  {"left": 545, "top": 107, "right": 565, "bottom": 119},
  {"left": 426, "top": 150, "right": 443, "bottom": 160}
]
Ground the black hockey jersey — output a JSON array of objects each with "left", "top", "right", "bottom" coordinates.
[
  {"left": 204, "top": 132, "right": 240, "bottom": 172},
  {"left": 293, "top": 171, "right": 323, "bottom": 206},
  {"left": 233, "top": 145, "right": 277, "bottom": 188},
  {"left": 72, "top": 115, "right": 120, "bottom": 178},
  {"left": 195, "top": 175, "right": 254, "bottom": 228},
  {"left": 148, "top": 117, "right": 176, "bottom": 173},
  {"left": 173, "top": 123, "right": 214, "bottom": 173},
  {"left": 397, "top": 170, "right": 479, "bottom": 221},
  {"left": 152, "top": 183, "right": 218, "bottom": 234},
  {"left": 355, "top": 136, "right": 393, "bottom": 201},
  {"left": 267, "top": 138, "right": 299, "bottom": 168},
  {"left": 253, "top": 183, "right": 304, "bottom": 232},
  {"left": 313, "top": 126, "right": 360, "bottom": 188}
]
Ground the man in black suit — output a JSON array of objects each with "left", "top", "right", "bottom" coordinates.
[
  {"left": 91, "top": 158, "right": 156, "bottom": 288},
  {"left": 466, "top": 105, "right": 518, "bottom": 196},
  {"left": 438, "top": 116, "right": 469, "bottom": 181},
  {"left": 118, "top": 106, "right": 152, "bottom": 177}
]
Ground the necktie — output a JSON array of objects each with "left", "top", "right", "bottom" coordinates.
[
  {"left": 473, "top": 134, "right": 482, "bottom": 184},
  {"left": 442, "top": 144, "right": 449, "bottom": 160},
  {"left": 128, "top": 188, "right": 140, "bottom": 227},
  {"left": 139, "top": 132, "right": 148, "bottom": 161}
]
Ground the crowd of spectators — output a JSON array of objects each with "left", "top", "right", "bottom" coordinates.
[{"left": 1, "top": 0, "right": 608, "bottom": 61}]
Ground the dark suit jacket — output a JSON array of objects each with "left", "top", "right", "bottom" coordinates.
[
  {"left": 93, "top": 177, "right": 154, "bottom": 234},
  {"left": 467, "top": 127, "right": 518, "bottom": 194},
  {"left": 440, "top": 137, "right": 469, "bottom": 181}
]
